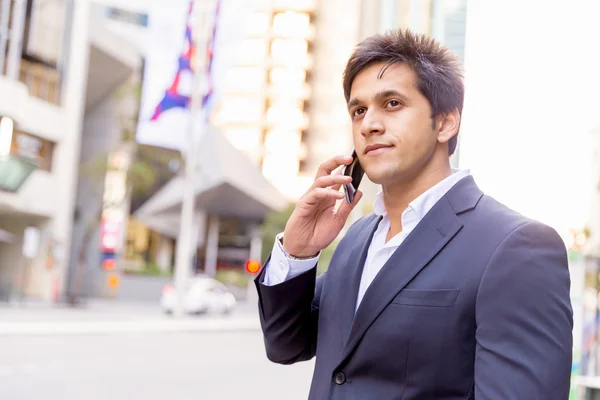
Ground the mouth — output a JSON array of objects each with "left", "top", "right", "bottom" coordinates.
[{"left": 364, "top": 144, "right": 393, "bottom": 155}]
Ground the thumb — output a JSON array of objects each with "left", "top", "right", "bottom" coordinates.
[{"left": 336, "top": 190, "right": 363, "bottom": 223}]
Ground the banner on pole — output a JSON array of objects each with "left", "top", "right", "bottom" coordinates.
[{"left": 136, "top": 0, "right": 255, "bottom": 150}]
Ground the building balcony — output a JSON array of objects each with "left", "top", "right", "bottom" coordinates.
[{"left": 19, "top": 60, "right": 61, "bottom": 105}]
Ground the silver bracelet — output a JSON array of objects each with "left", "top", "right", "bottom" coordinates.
[{"left": 278, "top": 236, "right": 318, "bottom": 260}]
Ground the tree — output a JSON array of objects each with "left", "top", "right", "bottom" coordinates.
[
  {"left": 260, "top": 203, "right": 295, "bottom": 262},
  {"left": 260, "top": 203, "right": 340, "bottom": 274}
]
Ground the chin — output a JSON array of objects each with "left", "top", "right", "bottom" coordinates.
[
  {"left": 366, "top": 161, "right": 414, "bottom": 185},
  {"left": 364, "top": 168, "right": 395, "bottom": 185}
]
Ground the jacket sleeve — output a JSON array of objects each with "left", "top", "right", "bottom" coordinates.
[
  {"left": 474, "top": 221, "right": 573, "bottom": 399},
  {"left": 262, "top": 233, "right": 319, "bottom": 286},
  {"left": 255, "top": 262, "right": 325, "bottom": 364}
]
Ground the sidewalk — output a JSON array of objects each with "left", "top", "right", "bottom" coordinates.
[{"left": 0, "top": 298, "right": 260, "bottom": 336}]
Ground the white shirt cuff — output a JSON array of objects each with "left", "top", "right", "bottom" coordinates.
[{"left": 262, "top": 233, "right": 320, "bottom": 286}]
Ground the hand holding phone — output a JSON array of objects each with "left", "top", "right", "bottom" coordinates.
[
  {"left": 280, "top": 155, "right": 363, "bottom": 258},
  {"left": 342, "top": 149, "right": 364, "bottom": 204}
]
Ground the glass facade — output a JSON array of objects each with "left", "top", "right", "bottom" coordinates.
[{"left": 214, "top": 2, "right": 315, "bottom": 187}]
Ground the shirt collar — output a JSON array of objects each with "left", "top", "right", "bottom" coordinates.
[{"left": 373, "top": 169, "right": 471, "bottom": 222}]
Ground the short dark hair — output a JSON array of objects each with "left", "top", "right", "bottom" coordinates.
[{"left": 342, "top": 29, "right": 464, "bottom": 155}]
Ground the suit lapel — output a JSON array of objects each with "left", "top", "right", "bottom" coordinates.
[
  {"left": 334, "top": 215, "right": 381, "bottom": 347},
  {"left": 338, "top": 196, "right": 464, "bottom": 366}
]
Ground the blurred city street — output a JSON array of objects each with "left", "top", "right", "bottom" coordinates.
[
  {"left": 1, "top": 0, "right": 600, "bottom": 398},
  {"left": 0, "top": 301, "right": 314, "bottom": 400}
]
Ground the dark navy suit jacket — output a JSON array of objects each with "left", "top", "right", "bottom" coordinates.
[{"left": 255, "top": 176, "right": 573, "bottom": 400}]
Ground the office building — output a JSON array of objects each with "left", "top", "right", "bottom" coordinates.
[{"left": 0, "top": 0, "right": 121, "bottom": 301}]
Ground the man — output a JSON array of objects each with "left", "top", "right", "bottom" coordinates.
[{"left": 255, "top": 29, "right": 573, "bottom": 399}]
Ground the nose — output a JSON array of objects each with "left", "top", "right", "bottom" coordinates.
[{"left": 361, "top": 109, "right": 384, "bottom": 137}]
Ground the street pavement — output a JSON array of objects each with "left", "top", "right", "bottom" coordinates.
[
  {"left": 0, "top": 300, "right": 315, "bottom": 400},
  {"left": 0, "top": 299, "right": 260, "bottom": 335}
]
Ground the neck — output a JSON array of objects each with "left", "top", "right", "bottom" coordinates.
[{"left": 382, "top": 155, "right": 452, "bottom": 236}]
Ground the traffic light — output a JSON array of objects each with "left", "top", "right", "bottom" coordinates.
[{"left": 245, "top": 259, "right": 261, "bottom": 274}]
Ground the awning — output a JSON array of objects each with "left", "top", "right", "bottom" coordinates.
[
  {"left": 134, "top": 124, "right": 288, "bottom": 226},
  {"left": 0, "top": 155, "right": 37, "bottom": 192}
]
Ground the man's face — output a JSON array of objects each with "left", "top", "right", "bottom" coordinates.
[{"left": 347, "top": 62, "right": 441, "bottom": 186}]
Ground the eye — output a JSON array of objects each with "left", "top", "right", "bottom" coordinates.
[
  {"left": 352, "top": 108, "right": 366, "bottom": 118},
  {"left": 386, "top": 100, "right": 401, "bottom": 108}
]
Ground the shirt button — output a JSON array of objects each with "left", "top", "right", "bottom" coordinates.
[{"left": 334, "top": 372, "right": 346, "bottom": 385}]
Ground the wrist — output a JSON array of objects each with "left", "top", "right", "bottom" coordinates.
[{"left": 279, "top": 236, "right": 319, "bottom": 259}]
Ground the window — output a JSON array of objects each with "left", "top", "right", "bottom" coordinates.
[
  {"left": 272, "top": 11, "right": 311, "bottom": 38},
  {"left": 246, "top": 12, "right": 270, "bottom": 36},
  {"left": 266, "top": 103, "right": 305, "bottom": 128},
  {"left": 235, "top": 39, "right": 267, "bottom": 66},
  {"left": 224, "top": 67, "right": 265, "bottom": 93},
  {"left": 264, "top": 129, "right": 301, "bottom": 153},
  {"left": 22, "top": 0, "right": 67, "bottom": 67},
  {"left": 214, "top": 97, "right": 263, "bottom": 124},
  {"left": 105, "top": 7, "right": 148, "bottom": 27},
  {"left": 270, "top": 39, "right": 308, "bottom": 65},
  {"left": 273, "top": 0, "right": 316, "bottom": 12},
  {"left": 15, "top": 0, "right": 68, "bottom": 104},
  {"left": 269, "top": 67, "right": 306, "bottom": 88}
]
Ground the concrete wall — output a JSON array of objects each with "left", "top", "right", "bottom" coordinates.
[
  {"left": 68, "top": 93, "right": 124, "bottom": 298},
  {"left": 0, "top": 1, "right": 91, "bottom": 301},
  {"left": 48, "top": 1, "right": 92, "bottom": 300},
  {"left": 0, "top": 215, "right": 52, "bottom": 300}
]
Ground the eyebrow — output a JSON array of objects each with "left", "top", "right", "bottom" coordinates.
[{"left": 347, "top": 89, "right": 408, "bottom": 110}]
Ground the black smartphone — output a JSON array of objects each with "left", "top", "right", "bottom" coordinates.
[{"left": 342, "top": 149, "right": 364, "bottom": 204}]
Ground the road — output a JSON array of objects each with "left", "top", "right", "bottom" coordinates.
[
  {"left": 0, "top": 330, "right": 314, "bottom": 400},
  {"left": 0, "top": 300, "right": 314, "bottom": 400}
]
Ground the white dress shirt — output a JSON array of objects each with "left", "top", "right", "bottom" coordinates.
[{"left": 263, "top": 169, "right": 471, "bottom": 311}]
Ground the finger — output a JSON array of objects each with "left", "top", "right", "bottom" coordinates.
[
  {"left": 331, "top": 167, "right": 347, "bottom": 191},
  {"left": 336, "top": 190, "right": 364, "bottom": 221},
  {"left": 311, "top": 175, "right": 352, "bottom": 190},
  {"left": 304, "top": 188, "right": 345, "bottom": 205},
  {"left": 315, "top": 155, "right": 353, "bottom": 179}
]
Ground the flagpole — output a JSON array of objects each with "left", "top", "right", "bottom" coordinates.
[{"left": 173, "top": 0, "right": 215, "bottom": 318}]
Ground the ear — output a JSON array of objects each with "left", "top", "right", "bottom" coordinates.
[{"left": 436, "top": 108, "right": 460, "bottom": 145}]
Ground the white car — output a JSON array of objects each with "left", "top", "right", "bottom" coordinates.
[{"left": 160, "top": 277, "right": 237, "bottom": 315}]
